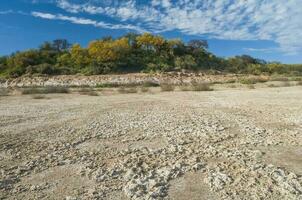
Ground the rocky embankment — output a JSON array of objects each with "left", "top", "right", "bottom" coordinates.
[{"left": 0, "top": 73, "right": 250, "bottom": 88}]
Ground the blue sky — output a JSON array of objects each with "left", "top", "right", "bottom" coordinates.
[{"left": 0, "top": 0, "right": 302, "bottom": 64}]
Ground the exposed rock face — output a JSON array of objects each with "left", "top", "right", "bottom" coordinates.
[{"left": 0, "top": 73, "right": 247, "bottom": 88}]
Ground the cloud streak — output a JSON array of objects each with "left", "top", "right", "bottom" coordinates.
[
  {"left": 54, "top": 0, "right": 302, "bottom": 54},
  {"left": 31, "top": 11, "right": 146, "bottom": 32}
]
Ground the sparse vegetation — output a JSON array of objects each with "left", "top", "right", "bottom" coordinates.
[
  {"left": 160, "top": 84, "right": 175, "bottom": 92},
  {"left": 21, "top": 86, "right": 69, "bottom": 95}
]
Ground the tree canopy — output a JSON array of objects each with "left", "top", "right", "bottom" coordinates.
[{"left": 0, "top": 33, "right": 301, "bottom": 78}]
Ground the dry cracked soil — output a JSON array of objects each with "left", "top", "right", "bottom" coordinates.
[{"left": 0, "top": 86, "right": 302, "bottom": 200}]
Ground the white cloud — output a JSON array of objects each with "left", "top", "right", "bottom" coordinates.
[
  {"left": 54, "top": 0, "right": 302, "bottom": 54},
  {"left": 0, "top": 10, "right": 14, "bottom": 15},
  {"left": 31, "top": 11, "right": 146, "bottom": 32}
]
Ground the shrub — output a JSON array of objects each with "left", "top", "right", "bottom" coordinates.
[
  {"left": 191, "top": 82, "right": 213, "bottom": 91},
  {"left": 160, "top": 84, "right": 175, "bottom": 92},
  {"left": 297, "top": 81, "right": 302, "bottom": 86},
  {"left": 22, "top": 86, "right": 69, "bottom": 94}
]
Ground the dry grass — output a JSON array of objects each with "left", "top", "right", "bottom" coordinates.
[
  {"left": 22, "top": 86, "right": 69, "bottom": 95},
  {"left": 160, "top": 84, "right": 175, "bottom": 92}
]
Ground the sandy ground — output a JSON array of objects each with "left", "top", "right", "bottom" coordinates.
[{"left": 0, "top": 85, "right": 302, "bottom": 199}]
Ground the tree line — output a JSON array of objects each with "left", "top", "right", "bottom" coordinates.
[{"left": 0, "top": 33, "right": 301, "bottom": 78}]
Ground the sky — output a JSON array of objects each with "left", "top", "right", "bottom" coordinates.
[{"left": 0, "top": 0, "right": 302, "bottom": 64}]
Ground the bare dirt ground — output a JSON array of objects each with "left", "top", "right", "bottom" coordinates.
[{"left": 0, "top": 85, "right": 302, "bottom": 200}]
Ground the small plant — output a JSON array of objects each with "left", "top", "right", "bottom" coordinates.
[
  {"left": 160, "top": 84, "right": 175, "bottom": 92},
  {"left": 297, "top": 81, "right": 302, "bottom": 86},
  {"left": 22, "top": 86, "right": 69, "bottom": 95},
  {"left": 191, "top": 82, "right": 213, "bottom": 91}
]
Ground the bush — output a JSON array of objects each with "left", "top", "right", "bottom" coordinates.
[
  {"left": 297, "top": 81, "right": 302, "bottom": 86},
  {"left": 160, "top": 84, "right": 175, "bottom": 92},
  {"left": 22, "top": 86, "right": 69, "bottom": 94},
  {"left": 191, "top": 82, "right": 213, "bottom": 91}
]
